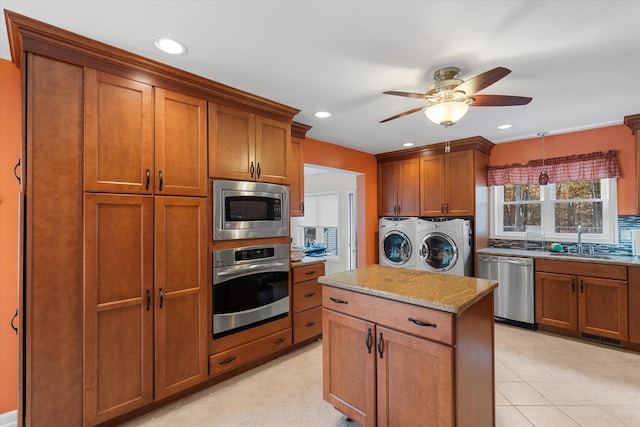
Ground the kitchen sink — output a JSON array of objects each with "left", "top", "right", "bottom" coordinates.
[{"left": 548, "top": 252, "right": 612, "bottom": 260}]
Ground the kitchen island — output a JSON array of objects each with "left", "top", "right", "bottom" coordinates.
[{"left": 320, "top": 264, "right": 498, "bottom": 427}]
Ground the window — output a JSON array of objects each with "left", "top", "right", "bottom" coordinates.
[{"left": 491, "top": 178, "right": 618, "bottom": 244}]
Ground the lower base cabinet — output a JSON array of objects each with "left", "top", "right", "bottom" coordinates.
[
  {"left": 322, "top": 285, "right": 494, "bottom": 427},
  {"left": 291, "top": 262, "right": 325, "bottom": 343},
  {"left": 629, "top": 266, "right": 640, "bottom": 344}
]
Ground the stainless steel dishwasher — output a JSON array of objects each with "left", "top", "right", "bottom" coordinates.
[{"left": 477, "top": 254, "right": 536, "bottom": 329}]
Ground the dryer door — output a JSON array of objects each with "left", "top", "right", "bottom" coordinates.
[
  {"left": 418, "top": 232, "right": 458, "bottom": 271},
  {"left": 381, "top": 230, "right": 413, "bottom": 265}
]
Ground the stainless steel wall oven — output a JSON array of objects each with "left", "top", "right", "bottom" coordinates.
[{"left": 212, "top": 244, "right": 289, "bottom": 338}]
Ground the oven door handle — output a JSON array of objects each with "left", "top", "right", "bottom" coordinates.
[{"left": 214, "top": 261, "right": 289, "bottom": 283}]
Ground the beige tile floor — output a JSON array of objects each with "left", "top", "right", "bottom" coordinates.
[{"left": 124, "top": 324, "right": 640, "bottom": 426}]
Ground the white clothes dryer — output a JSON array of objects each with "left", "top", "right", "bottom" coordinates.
[
  {"left": 379, "top": 217, "right": 417, "bottom": 269},
  {"left": 415, "top": 218, "right": 472, "bottom": 276}
]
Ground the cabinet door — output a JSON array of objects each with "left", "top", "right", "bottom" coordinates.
[
  {"left": 85, "top": 69, "right": 154, "bottom": 194},
  {"left": 255, "top": 115, "right": 290, "bottom": 184},
  {"left": 419, "top": 154, "right": 445, "bottom": 216},
  {"left": 578, "top": 276, "right": 628, "bottom": 340},
  {"left": 376, "top": 326, "right": 453, "bottom": 427},
  {"left": 629, "top": 266, "right": 640, "bottom": 344},
  {"left": 396, "top": 158, "right": 420, "bottom": 216},
  {"left": 154, "top": 196, "right": 208, "bottom": 399},
  {"left": 84, "top": 194, "right": 154, "bottom": 425},
  {"left": 444, "top": 150, "right": 474, "bottom": 216},
  {"left": 323, "top": 309, "right": 376, "bottom": 427},
  {"left": 378, "top": 161, "right": 398, "bottom": 216},
  {"left": 289, "top": 136, "right": 304, "bottom": 216},
  {"left": 209, "top": 104, "right": 256, "bottom": 181},
  {"left": 155, "top": 89, "right": 208, "bottom": 196},
  {"left": 535, "top": 272, "right": 578, "bottom": 330}
]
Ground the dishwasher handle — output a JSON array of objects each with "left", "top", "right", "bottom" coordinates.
[{"left": 498, "top": 257, "right": 533, "bottom": 266}]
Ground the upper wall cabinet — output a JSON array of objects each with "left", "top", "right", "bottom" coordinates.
[
  {"left": 377, "top": 158, "right": 420, "bottom": 217},
  {"left": 84, "top": 70, "right": 208, "bottom": 196},
  {"left": 209, "top": 104, "right": 291, "bottom": 184},
  {"left": 290, "top": 122, "right": 312, "bottom": 217},
  {"left": 420, "top": 150, "right": 475, "bottom": 217}
]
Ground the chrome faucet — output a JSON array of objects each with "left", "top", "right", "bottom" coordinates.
[{"left": 577, "top": 224, "right": 583, "bottom": 255}]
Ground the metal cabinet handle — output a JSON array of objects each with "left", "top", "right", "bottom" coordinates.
[
  {"left": 571, "top": 279, "right": 575, "bottom": 292},
  {"left": 14, "top": 159, "right": 21, "bottom": 185},
  {"left": 11, "top": 309, "right": 18, "bottom": 335},
  {"left": 445, "top": 203, "right": 449, "bottom": 214},
  {"left": 377, "top": 332, "right": 384, "bottom": 359},
  {"left": 301, "top": 201, "right": 305, "bottom": 215},
  {"left": 304, "top": 321, "right": 316, "bottom": 328},
  {"left": 250, "top": 161, "right": 255, "bottom": 178},
  {"left": 146, "top": 289, "right": 151, "bottom": 311},
  {"left": 305, "top": 270, "right": 317, "bottom": 276},
  {"left": 145, "top": 169, "right": 150, "bottom": 190},
  {"left": 366, "top": 328, "right": 372, "bottom": 354},
  {"left": 441, "top": 204, "right": 444, "bottom": 214},
  {"left": 329, "top": 297, "right": 348, "bottom": 305},
  {"left": 273, "top": 337, "right": 287, "bottom": 345},
  {"left": 256, "top": 162, "right": 261, "bottom": 179},
  {"left": 408, "top": 317, "right": 437, "bottom": 328},
  {"left": 159, "top": 288, "right": 164, "bottom": 308},
  {"left": 219, "top": 356, "right": 236, "bottom": 365},
  {"left": 158, "top": 170, "right": 163, "bottom": 191},
  {"left": 580, "top": 279, "right": 584, "bottom": 293},
  {"left": 304, "top": 292, "right": 316, "bottom": 298}
]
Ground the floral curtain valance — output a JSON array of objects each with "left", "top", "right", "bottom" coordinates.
[{"left": 487, "top": 150, "right": 621, "bottom": 186}]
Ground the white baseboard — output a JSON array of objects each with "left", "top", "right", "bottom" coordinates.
[{"left": 0, "top": 410, "right": 17, "bottom": 427}]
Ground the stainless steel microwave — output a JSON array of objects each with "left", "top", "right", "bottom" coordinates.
[{"left": 213, "top": 180, "right": 289, "bottom": 240}]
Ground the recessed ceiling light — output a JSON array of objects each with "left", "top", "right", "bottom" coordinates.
[
  {"left": 402, "top": 142, "right": 415, "bottom": 147},
  {"left": 314, "top": 111, "right": 332, "bottom": 118},
  {"left": 497, "top": 124, "right": 513, "bottom": 130},
  {"left": 152, "top": 37, "right": 187, "bottom": 55}
]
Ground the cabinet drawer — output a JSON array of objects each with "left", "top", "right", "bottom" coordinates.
[
  {"left": 536, "top": 259, "right": 627, "bottom": 280},
  {"left": 208, "top": 329, "right": 291, "bottom": 377},
  {"left": 293, "top": 279, "right": 322, "bottom": 312},
  {"left": 322, "top": 286, "right": 453, "bottom": 345},
  {"left": 292, "top": 263, "right": 325, "bottom": 283},
  {"left": 293, "top": 307, "right": 322, "bottom": 343}
]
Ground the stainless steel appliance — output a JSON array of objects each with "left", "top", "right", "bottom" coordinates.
[
  {"left": 212, "top": 244, "right": 289, "bottom": 338},
  {"left": 213, "top": 180, "right": 289, "bottom": 240},
  {"left": 477, "top": 254, "right": 536, "bottom": 329}
]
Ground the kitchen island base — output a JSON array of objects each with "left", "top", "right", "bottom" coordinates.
[{"left": 320, "top": 265, "right": 497, "bottom": 427}]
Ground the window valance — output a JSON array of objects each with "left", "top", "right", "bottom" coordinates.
[{"left": 487, "top": 150, "right": 620, "bottom": 186}]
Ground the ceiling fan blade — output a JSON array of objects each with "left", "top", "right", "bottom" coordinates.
[
  {"left": 383, "top": 90, "right": 428, "bottom": 99},
  {"left": 467, "top": 94, "right": 532, "bottom": 106},
  {"left": 455, "top": 67, "right": 511, "bottom": 95},
  {"left": 379, "top": 106, "right": 425, "bottom": 123}
]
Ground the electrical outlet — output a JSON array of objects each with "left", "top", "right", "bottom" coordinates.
[{"left": 620, "top": 229, "right": 632, "bottom": 241}]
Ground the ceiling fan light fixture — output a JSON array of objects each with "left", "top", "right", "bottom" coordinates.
[{"left": 424, "top": 102, "right": 469, "bottom": 127}]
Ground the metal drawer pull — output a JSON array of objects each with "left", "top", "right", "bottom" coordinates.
[
  {"left": 256, "top": 162, "right": 261, "bottom": 179},
  {"left": 305, "top": 270, "right": 317, "bottom": 275},
  {"left": 366, "top": 328, "right": 372, "bottom": 353},
  {"left": 304, "top": 292, "right": 316, "bottom": 298},
  {"left": 273, "top": 337, "right": 287, "bottom": 344},
  {"left": 305, "top": 321, "right": 316, "bottom": 327},
  {"left": 408, "top": 317, "right": 437, "bottom": 328},
  {"left": 250, "top": 161, "right": 255, "bottom": 178},
  {"left": 377, "top": 332, "right": 384, "bottom": 359},
  {"left": 146, "top": 289, "right": 151, "bottom": 311},
  {"left": 145, "top": 169, "right": 150, "bottom": 190},
  {"left": 219, "top": 356, "right": 236, "bottom": 365},
  {"left": 11, "top": 309, "right": 18, "bottom": 335},
  {"left": 329, "top": 297, "right": 348, "bottom": 305},
  {"left": 159, "top": 288, "right": 164, "bottom": 308}
]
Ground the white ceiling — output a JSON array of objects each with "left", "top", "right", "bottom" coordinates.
[{"left": 1, "top": 1, "right": 639, "bottom": 155}]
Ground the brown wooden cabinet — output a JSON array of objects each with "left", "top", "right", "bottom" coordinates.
[
  {"left": 290, "top": 122, "right": 312, "bottom": 217},
  {"left": 291, "top": 262, "right": 324, "bottom": 343},
  {"left": 377, "top": 158, "right": 419, "bottom": 217},
  {"left": 85, "top": 70, "right": 208, "bottom": 196},
  {"left": 83, "top": 194, "right": 208, "bottom": 423},
  {"left": 536, "top": 259, "right": 628, "bottom": 341},
  {"left": 209, "top": 104, "right": 291, "bottom": 184},
  {"left": 627, "top": 266, "right": 640, "bottom": 344},
  {"left": 322, "top": 285, "right": 494, "bottom": 427},
  {"left": 420, "top": 150, "right": 475, "bottom": 217}
]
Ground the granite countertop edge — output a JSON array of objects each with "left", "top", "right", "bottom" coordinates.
[{"left": 476, "top": 247, "right": 640, "bottom": 266}]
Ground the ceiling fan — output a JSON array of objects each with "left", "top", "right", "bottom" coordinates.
[{"left": 380, "top": 66, "right": 532, "bottom": 127}]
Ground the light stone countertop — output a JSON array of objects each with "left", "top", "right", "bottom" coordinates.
[
  {"left": 318, "top": 264, "right": 498, "bottom": 314},
  {"left": 476, "top": 247, "right": 640, "bottom": 267},
  {"left": 291, "top": 257, "right": 327, "bottom": 267}
]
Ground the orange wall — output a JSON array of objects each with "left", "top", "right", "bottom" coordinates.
[
  {"left": 303, "top": 137, "right": 378, "bottom": 266},
  {"left": 490, "top": 125, "right": 636, "bottom": 215},
  {"left": 0, "top": 58, "right": 20, "bottom": 414}
]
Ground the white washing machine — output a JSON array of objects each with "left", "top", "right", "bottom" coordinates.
[
  {"left": 415, "top": 218, "right": 472, "bottom": 276},
  {"left": 379, "top": 217, "right": 417, "bottom": 269}
]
